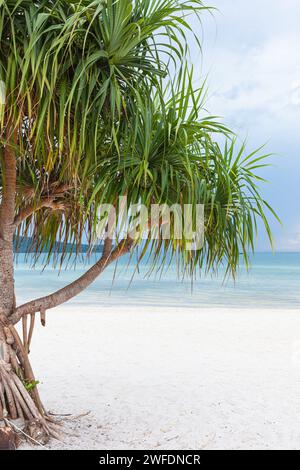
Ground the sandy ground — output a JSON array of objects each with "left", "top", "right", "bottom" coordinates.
[{"left": 20, "top": 306, "right": 300, "bottom": 450}]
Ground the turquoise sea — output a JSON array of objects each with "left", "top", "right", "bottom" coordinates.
[{"left": 14, "top": 252, "right": 300, "bottom": 309}]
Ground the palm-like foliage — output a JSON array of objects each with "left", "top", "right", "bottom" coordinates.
[
  {"left": 0, "top": 1, "right": 280, "bottom": 442},
  {"left": 0, "top": 0, "right": 277, "bottom": 276}
]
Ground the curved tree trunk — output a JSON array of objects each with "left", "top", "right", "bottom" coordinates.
[{"left": 11, "top": 237, "right": 133, "bottom": 324}]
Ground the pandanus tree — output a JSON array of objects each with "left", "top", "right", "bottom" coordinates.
[{"left": 0, "top": 0, "right": 277, "bottom": 446}]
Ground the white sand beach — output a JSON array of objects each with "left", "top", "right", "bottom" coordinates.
[{"left": 20, "top": 306, "right": 300, "bottom": 450}]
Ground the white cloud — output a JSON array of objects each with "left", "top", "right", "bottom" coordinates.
[
  {"left": 203, "top": 29, "right": 300, "bottom": 128},
  {"left": 278, "top": 228, "right": 300, "bottom": 252},
  {"left": 192, "top": 0, "right": 300, "bottom": 250}
]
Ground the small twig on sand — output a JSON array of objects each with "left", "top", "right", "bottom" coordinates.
[
  {"left": 48, "top": 410, "right": 91, "bottom": 421},
  {"left": 64, "top": 411, "right": 91, "bottom": 421},
  {"left": 48, "top": 411, "right": 72, "bottom": 417}
]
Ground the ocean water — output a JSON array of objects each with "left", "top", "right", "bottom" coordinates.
[{"left": 14, "top": 252, "right": 300, "bottom": 310}]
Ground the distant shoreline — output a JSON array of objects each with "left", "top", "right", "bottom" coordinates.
[{"left": 14, "top": 236, "right": 103, "bottom": 254}]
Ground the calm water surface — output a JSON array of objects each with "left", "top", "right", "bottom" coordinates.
[{"left": 14, "top": 252, "right": 300, "bottom": 309}]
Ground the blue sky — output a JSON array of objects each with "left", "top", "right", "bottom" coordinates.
[{"left": 190, "top": 0, "right": 300, "bottom": 251}]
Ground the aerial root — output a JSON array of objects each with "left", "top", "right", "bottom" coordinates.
[{"left": 0, "top": 319, "right": 61, "bottom": 447}]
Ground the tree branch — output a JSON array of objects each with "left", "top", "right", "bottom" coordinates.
[
  {"left": 13, "top": 183, "right": 73, "bottom": 226},
  {"left": 10, "top": 236, "right": 134, "bottom": 325},
  {"left": 14, "top": 198, "right": 66, "bottom": 226}
]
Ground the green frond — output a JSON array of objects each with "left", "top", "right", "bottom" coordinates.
[{"left": 0, "top": 0, "right": 278, "bottom": 277}]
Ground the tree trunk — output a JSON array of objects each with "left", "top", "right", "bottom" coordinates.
[
  {"left": 0, "top": 234, "right": 15, "bottom": 318},
  {"left": 0, "top": 132, "right": 17, "bottom": 318},
  {"left": 0, "top": 131, "right": 134, "bottom": 446},
  {"left": 0, "top": 129, "right": 60, "bottom": 447},
  {"left": 0, "top": 228, "right": 59, "bottom": 447}
]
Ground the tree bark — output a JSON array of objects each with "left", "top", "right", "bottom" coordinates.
[
  {"left": 0, "top": 129, "right": 17, "bottom": 317},
  {"left": 0, "top": 237, "right": 15, "bottom": 317}
]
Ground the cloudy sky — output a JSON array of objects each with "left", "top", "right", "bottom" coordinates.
[{"left": 190, "top": 0, "right": 300, "bottom": 251}]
